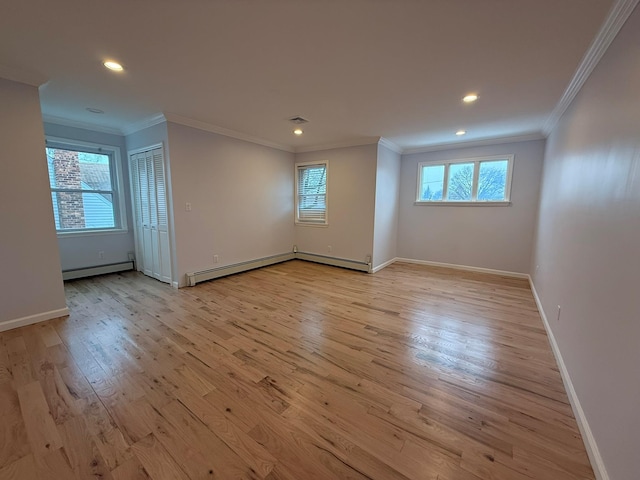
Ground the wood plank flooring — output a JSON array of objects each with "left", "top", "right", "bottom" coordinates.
[{"left": 0, "top": 260, "right": 594, "bottom": 479}]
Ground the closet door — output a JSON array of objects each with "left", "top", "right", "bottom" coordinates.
[
  {"left": 129, "top": 153, "right": 151, "bottom": 275},
  {"left": 144, "top": 149, "right": 161, "bottom": 281},
  {"left": 152, "top": 148, "right": 172, "bottom": 283},
  {"left": 138, "top": 153, "right": 155, "bottom": 278},
  {"left": 130, "top": 147, "right": 171, "bottom": 284}
]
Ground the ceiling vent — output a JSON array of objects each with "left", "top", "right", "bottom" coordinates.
[{"left": 288, "top": 116, "right": 309, "bottom": 125}]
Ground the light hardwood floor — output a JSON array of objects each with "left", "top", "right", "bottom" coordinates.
[{"left": 0, "top": 260, "right": 594, "bottom": 480}]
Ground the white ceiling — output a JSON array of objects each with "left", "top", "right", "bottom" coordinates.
[{"left": 0, "top": 0, "right": 615, "bottom": 151}]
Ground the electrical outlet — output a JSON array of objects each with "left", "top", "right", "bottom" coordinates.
[
  {"left": 328, "top": 245, "right": 332, "bottom": 253},
  {"left": 557, "top": 305, "right": 561, "bottom": 322},
  {"left": 213, "top": 255, "right": 219, "bottom": 263},
  {"left": 185, "top": 202, "right": 192, "bottom": 211},
  {"left": 98, "top": 251, "right": 105, "bottom": 259},
  {"left": 536, "top": 265, "right": 539, "bottom": 272}
]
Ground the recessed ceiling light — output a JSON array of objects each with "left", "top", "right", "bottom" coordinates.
[
  {"left": 456, "top": 130, "right": 467, "bottom": 136},
  {"left": 103, "top": 61, "right": 124, "bottom": 72},
  {"left": 293, "top": 128, "right": 304, "bottom": 136},
  {"left": 86, "top": 107, "right": 104, "bottom": 114},
  {"left": 463, "top": 94, "right": 478, "bottom": 103}
]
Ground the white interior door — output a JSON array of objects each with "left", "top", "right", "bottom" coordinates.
[
  {"left": 152, "top": 148, "right": 172, "bottom": 283},
  {"left": 130, "top": 147, "right": 171, "bottom": 284},
  {"left": 129, "top": 153, "right": 144, "bottom": 273},
  {"left": 139, "top": 153, "right": 154, "bottom": 278},
  {"left": 145, "top": 149, "right": 161, "bottom": 280}
]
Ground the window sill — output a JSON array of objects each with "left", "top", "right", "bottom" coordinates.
[
  {"left": 414, "top": 201, "right": 511, "bottom": 207},
  {"left": 56, "top": 228, "right": 129, "bottom": 238},
  {"left": 295, "top": 222, "right": 329, "bottom": 227}
]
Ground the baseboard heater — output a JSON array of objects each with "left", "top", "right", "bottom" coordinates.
[
  {"left": 186, "top": 251, "right": 372, "bottom": 286},
  {"left": 186, "top": 252, "right": 295, "bottom": 286},
  {"left": 62, "top": 261, "right": 134, "bottom": 281},
  {"left": 295, "top": 251, "right": 372, "bottom": 273}
]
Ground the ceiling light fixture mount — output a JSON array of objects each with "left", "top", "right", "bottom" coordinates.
[
  {"left": 288, "top": 116, "right": 309, "bottom": 125},
  {"left": 86, "top": 107, "right": 104, "bottom": 114},
  {"left": 103, "top": 60, "right": 124, "bottom": 72},
  {"left": 456, "top": 130, "right": 467, "bottom": 136}
]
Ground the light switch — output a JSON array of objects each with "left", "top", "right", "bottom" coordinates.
[{"left": 185, "top": 202, "right": 192, "bottom": 211}]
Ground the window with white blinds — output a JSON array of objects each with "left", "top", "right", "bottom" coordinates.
[{"left": 295, "top": 161, "right": 328, "bottom": 225}]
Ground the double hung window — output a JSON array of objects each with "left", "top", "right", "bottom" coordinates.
[
  {"left": 295, "top": 161, "right": 328, "bottom": 225},
  {"left": 45, "top": 139, "right": 126, "bottom": 233}
]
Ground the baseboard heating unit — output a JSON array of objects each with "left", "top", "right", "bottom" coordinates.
[
  {"left": 186, "top": 252, "right": 295, "bottom": 286},
  {"left": 186, "top": 251, "right": 372, "bottom": 286},
  {"left": 62, "top": 261, "right": 134, "bottom": 281},
  {"left": 295, "top": 251, "right": 371, "bottom": 273}
]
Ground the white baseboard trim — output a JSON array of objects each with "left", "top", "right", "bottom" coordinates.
[
  {"left": 62, "top": 261, "right": 134, "bottom": 281},
  {"left": 0, "top": 307, "right": 70, "bottom": 333},
  {"left": 395, "top": 257, "right": 529, "bottom": 279},
  {"left": 528, "top": 277, "right": 608, "bottom": 480},
  {"left": 372, "top": 257, "right": 398, "bottom": 273}
]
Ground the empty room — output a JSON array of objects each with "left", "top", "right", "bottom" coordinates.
[{"left": 0, "top": 1, "right": 638, "bottom": 479}]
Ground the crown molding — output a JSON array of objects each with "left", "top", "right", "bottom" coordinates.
[
  {"left": 163, "top": 112, "right": 294, "bottom": 152},
  {"left": 543, "top": 0, "right": 639, "bottom": 135},
  {"left": 41, "top": 114, "right": 124, "bottom": 136},
  {"left": 0, "top": 64, "right": 48, "bottom": 87},
  {"left": 41, "top": 113, "right": 545, "bottom": 157},
  {"left": 402, "top": 132, "right": 546, "bottom": 155},
  {"left": 121, "top": 114, "right": 167, "bottom": 136},
  {"left": 294, "top": 137, "right": 381, "bottom": 154},
  {"left": 378, "top": 137, "right": 403, "bottom": 154}
]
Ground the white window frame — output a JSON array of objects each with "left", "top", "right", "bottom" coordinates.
[
  {"left": 295, "top": 160, "right": 329, "bottom": 226},
  {"left": 46, "top": 136, "right": 128, "bottom": 236},
  {"left": 415, "top": 154, "right": 514, "bottom": 206}
]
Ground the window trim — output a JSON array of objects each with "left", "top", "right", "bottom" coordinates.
[
  {"left": 45, "top": 136, "right": 128, "bottom": 235},
  {"left": 295, "top": 160, "right": 329, "bottom": 226},
  {"left": 415, "top": 154, "right": 514, "bottom": 205}
]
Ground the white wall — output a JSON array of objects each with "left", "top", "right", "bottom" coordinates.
[
  {"left": 372, "top": 143, "right": 401, "bottom": 269},
  {"left": 125, "top": 122, "right": 169, "bottom": 152},
  {"left": 531, "top": 6, "right": 640, "bottom": 479},
  {"left": 166, "top": 122, "right": 295, "bottom": 286},
  {"left": 44, "top": 122, "right": 135, "bottom": 271},
  {"left": 0, "top": 78, "right": 67, "bottom": 328},
  {"left": 294, "top": 144, "right": 377, "bottom": 263},
  {"left": 398, "top": 139, "right": 544, "bottom": 273}
]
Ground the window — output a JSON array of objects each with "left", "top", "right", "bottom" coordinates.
[
  {"left": 416, "top": 154, "right": 513, "bottom": 204},
  {"left": 295, "top": 161, "right": 328, "bottom": 225},
  {"left": 45, "top": 138, "right": 127, "bottom": 233}
]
